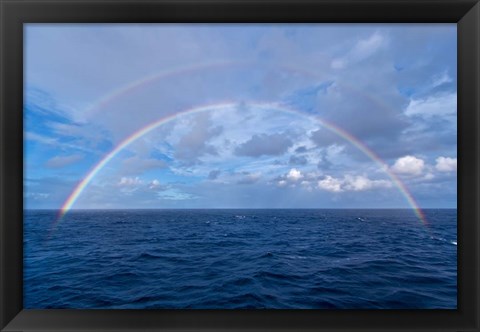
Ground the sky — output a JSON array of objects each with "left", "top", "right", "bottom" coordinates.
[{"left": 24, "top": 24, "right": 457, "bottom": 210}]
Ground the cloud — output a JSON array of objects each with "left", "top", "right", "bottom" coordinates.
[
  {"left": 275, "top": 168, "right": 320, "bottom": 188},
  {"left": 25, "top": 87, "right": 73, "bottom": 120},
  {"left": 120, "top": 156, "right": 168, "bottom": 175},
  {"left": 149, "top": 179, "right": 161, "bottom": 189},
  {"left": 286, "top": 168, "right": 303, "bottom": 181},
  {"left": 317, "top": 174, "right": 391, "bottom": 192},
  {"left": 25, "top": 192, "right": 50, "bottom": 200},
  {"left": 237, "top": 172, "right": 262, "bottom": 185},
  {"left": 118, "top": 177, "right": 143, "bottom": 186},
  {"left": 25, "top": 131, "right": 97, "bottom": 154},
  {"left": 342, "top": 175, "right": 392, "bottom": 191},
  {"left": 391, "top": 155, "right": 425, "bottom": 176},
  {"left": 156, "top": 189, "right": 197, "bottom": 201},
  {"left": 317, "top": 153, "right": 333, "bottom": 170},
  {"left": 45, "top": 154, "right": 84, "bottom": 168},
  {"left": 174, "top": 114, "right": 223, "bottom": 164},
  {"left": 331, "top": 32, "right": 385, "bottom": 69},
  {"left": 431, "top": 71, "right": 453, "bottom": 88},
  {"left": 404, "top": 92, "right": 456, "bottom": 118},
  {"left": 317, "top": 175, "right": 343, "bottom": 192},
  {"left": 309, "top": 128, "right": 340, "bottom": 147},
  {"left": 300, "top": 180, "right": 313, "bottom": 191},
  {"left": 295, "top": 146, "right": 308, "bottom": 153},
  {"left": 277, "top": 180, "right": 288, "bottom": 187},
  {"left": 435, "top": 156, "right": 457, "bottom": 172},
  {"left": 423, "top": 172, "right": 435, "bottom": 180},
  {"left": 289, "top": 155, "right": 308, "bottom": 165},
  {"left": 235, "top": 132, "right": 293, "bottom": 157},
  {"left": 208, "top": 170, "right": 221, "bottom": 180},
  {"left": 46, "top": 121, "right": 108, "bottom": 147},
  {"left": 117, "top": 177, "right": 165, "bottom": 194}
]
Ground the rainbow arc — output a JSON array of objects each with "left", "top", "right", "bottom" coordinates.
[{"left": 57, "top": 102, "right": 427, "bottom": 227}]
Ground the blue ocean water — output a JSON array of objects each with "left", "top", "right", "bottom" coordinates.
[{"left": 24, "top": 209, "right": 457, "bottom": 309}]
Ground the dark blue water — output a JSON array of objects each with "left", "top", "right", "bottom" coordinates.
[{"left": 24, "top": 209, "right": 457, "bottom": 309}]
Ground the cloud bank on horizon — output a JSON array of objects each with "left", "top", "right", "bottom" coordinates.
[{"left": 24, "top": 24, "right": 457, "bottom": 209}]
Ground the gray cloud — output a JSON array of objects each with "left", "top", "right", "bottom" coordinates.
[
  {"left": 120, "top": 156, "right": 168, "bottom": 176},
  {"left": 310, "top": 128, "right": 341, "bottom": 147},
  {"left": 236, "top": 172, "right": 262, "bottom": 185},
  {"left": 235, "top": 132, "right": 293, "bottom": 157},
  {"left": 295, "top": 146, "right": 308, "bottom": 153},
  {"left": 45, "top": 154, "right": 84, "bottom": 168},
  {"left": 174, "top": 114, "right": 223, "bottom": 164},
  {"left": 289, "top": 155, "right": 308, "bottom": 166},
  {"left": 317, "top": 153, "right": 333, "bottom": 170},
  {"left": 208, "top": 170, "right": 221, "bottom": 180}
]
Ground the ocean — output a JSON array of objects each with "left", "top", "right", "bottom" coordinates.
[{"left": 23, "top": 209, "right": 457, "bottom": 309}]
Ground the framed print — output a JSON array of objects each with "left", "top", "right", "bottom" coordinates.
[{"left": 1, "top": 0, "right": 479, "bottom": 331}]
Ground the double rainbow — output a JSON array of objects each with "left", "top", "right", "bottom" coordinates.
[{"left": 58, "top": 102, "right": 427, "bottom": 226}]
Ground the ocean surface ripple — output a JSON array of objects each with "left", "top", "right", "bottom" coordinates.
[{"left": 24, "top": 209, "right": 457, "bottom": 309}]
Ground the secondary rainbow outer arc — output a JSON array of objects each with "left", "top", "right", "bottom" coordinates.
[
  {"left": 81, "top": 61, "right": 247, "bottom": 120},
  {"left": 81, "top": 60, "right": 396, "bottom": 122},
  {"left": 58, "top": 102, "right": 427, "bottom": 225}
]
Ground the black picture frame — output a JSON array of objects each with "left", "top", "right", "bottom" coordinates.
[{"left": 1, "top": 0, "right": 479, "bottom": 331}]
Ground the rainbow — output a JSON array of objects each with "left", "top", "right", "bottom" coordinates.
[
  {"left": 81, "top": 61, "right": 248, "bottom": 120},
  {"left": 80, "top": 60, "right": 396, "bottom": 122},
  {"left": 57, "top": 102, "right": 427, "bottom": 226}
]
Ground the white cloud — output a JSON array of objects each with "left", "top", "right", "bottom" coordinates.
[
  {"left": 435, "top": 156, "right": 457, "bottom": 172},
  {"left": 286, "top": 168, "right": 303, "bottom": 181},
  {"left": 423, "top": 172, "right": 435, "bottom": 180},
  {"left": 317, "top": 175, "right": 343, "bottom": 192},
  {"left": 391, "top": 155, "right": 425, "bottom": 176},
  {"left": 317, "top": 174, "right": 391, "bottom": 193},
  {"left": 156, "top": 189, "right": 196, "bottom": 201},
  {"left": 431, "top": 71, "right": 452, "bottom": 88},
  {"left": 274, "top": 168, "right": 310, "bottom": 187},
  {"left": 116, "top": 177, "right": 165, "bottom": 193},
  {"left": 343, "top": 175, "right": 392, "bottom": 191},
  {"left": 149, "top": 179, "right": 161, "bottom": 189},
  {"left": 405, "top": 92, "right": 456, "bottom": 118},
  {"left": 26, "top": 192, "right": 50, "bottom": 200},
  {"left": 118, "top": 177, "right": 143, "bottom": 186},
  {"left": 277, "top": 180, "right": 287, "bottom": 187}
]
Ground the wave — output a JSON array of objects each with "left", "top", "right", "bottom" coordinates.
[{"left": 24, "top": 209, "right": 457, "bottom": 309}]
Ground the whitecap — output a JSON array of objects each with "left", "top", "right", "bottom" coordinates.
[{"left": 285, "top": 255, "right": 307, "bottom": 260}]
